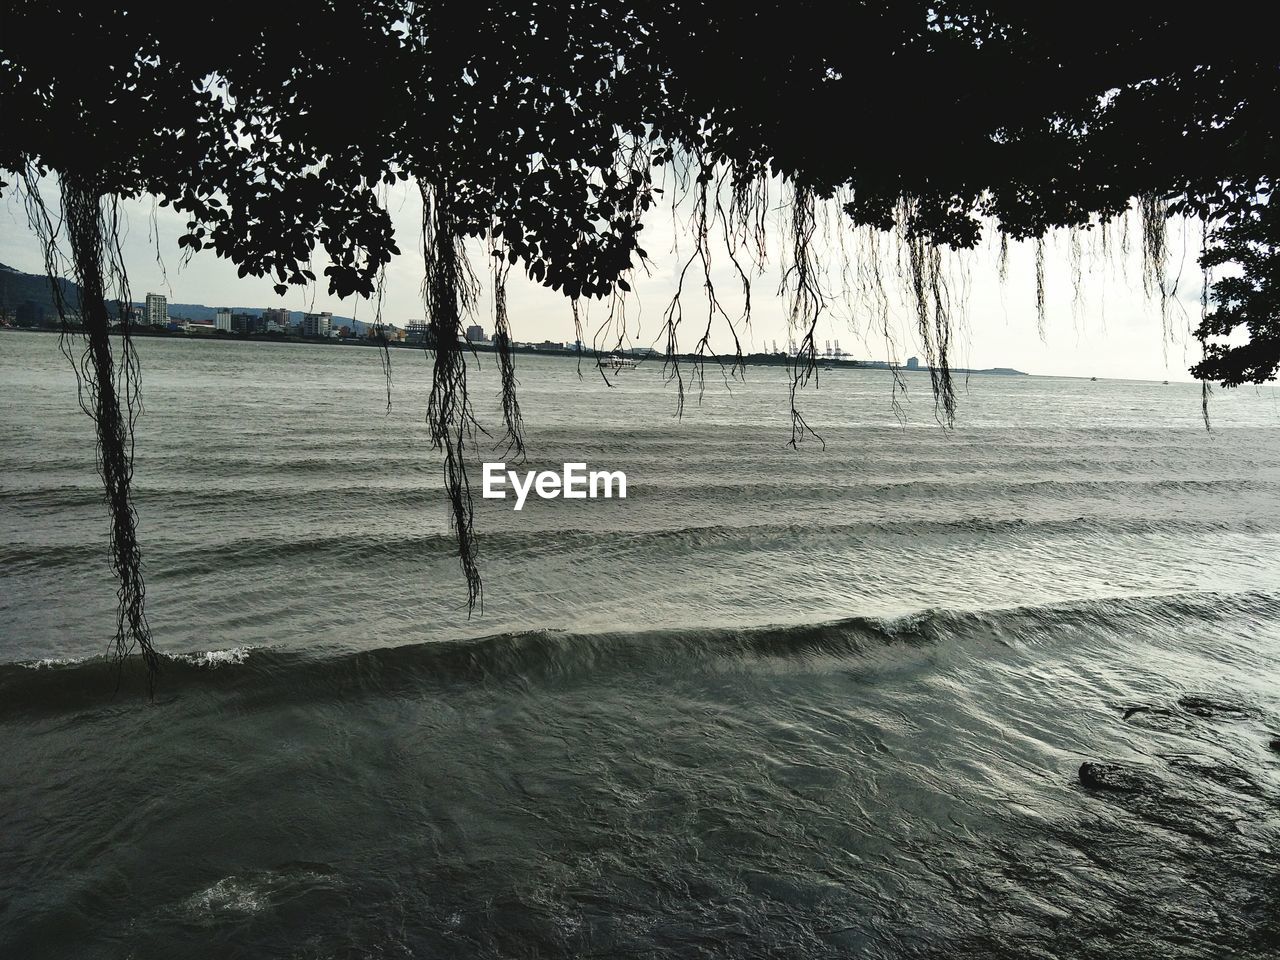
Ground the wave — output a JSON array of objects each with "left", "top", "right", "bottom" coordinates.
[
  {"left": 3, "top": 472, "right": 1273, "bottom": 514},
  {"left": 3, "top": 590, "right": 1277, "bottom": 719},
  {"left": 2, "top": 512, "right": 1274, "bottom": 576}
]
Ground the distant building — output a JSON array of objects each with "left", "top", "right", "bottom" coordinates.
[
  {"left": 262, "top": 307, "right": 291, "bottom": 333},
  {"left": 465, "top": 323, "right": 487, "bottom": 343},
  {"left": 144, "top": 293, "right": 168, "bottom": 326},
  {"left": 405, "top": 320, "right": 430, "bottom": 345},
  {"left": 367, "top": 323, "right": 403, "bottom": 342},
  {"left": 214, "top": 308, "right": 231, "bottom": 332},
  {"left": 536, "top": 340, "right": 564, "bottom": 350},
  {"left": 301, "top": 311, "right": 332, "bottom": 338},
  {"left": 906, "top": 356, "right": 920, "bottom": 370}
]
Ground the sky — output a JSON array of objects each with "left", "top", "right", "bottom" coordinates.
[{"left": 1, "top": 178, "right": 1216, "bottom": 382}]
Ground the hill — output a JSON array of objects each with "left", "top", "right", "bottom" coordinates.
[
  {"left": 0, "top": 261, "right": 81, "bottom": 323},
  {"left": 0, "top": 262, "right": 361, "bottom": 330}
]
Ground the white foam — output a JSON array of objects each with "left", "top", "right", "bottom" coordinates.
[
  {"left": 20, "top": 656, "right": 86, "bottom": 670},
  {"left": 172, "top": 647, "right": 254, "bottom": 668},
  {"left": 183, "top": 877, "right": 267, "bottom": 916}
]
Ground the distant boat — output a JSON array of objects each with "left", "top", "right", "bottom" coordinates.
[
  {"left": 1162, "top": 380, "right": 1169, "bottom": 385},
  {"left": 1090, "top": 377, "right": 1097, "bottom": 382},
  {"left": 598, "top": 354, "right": 637, "bottom": 370}
]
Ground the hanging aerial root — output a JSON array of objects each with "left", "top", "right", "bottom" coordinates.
[
  {"left": 781, "top": 183, "right": 825, "bottom": 448},
  {"left": 1034, "top": 235, "right": 1047, "bottom": 338},
  {"left": 846, "top": 222, "right": 907, "bottom": 421},
  {"left": 928, "top": 245, "right": 957, "bottom": 426},
  {"left": 1069, "top": 228, "right": 1085, "bottom": 325},
  {"left": 490, "top": 252, "right": 525, "bottom": 460},
  {"left": 661, "top": 162, "right": 749, "bottom": 416},
  {"left": 1138, "top": 193, "right": 1175, "bottom": 359},
  {"left": 897, "top": 203, "right": 956, "bottom": 427},
  {"left": 421, "top": 178, "right": 482, "bottom": 612},
  {"left": 1138, "top": 193, "right": 1170, "bottom": 304},
  {"left": 372, "top": 260, "right": 394, "bottom": 412},
  {"left": 22, "top": 170, "right": 160, "bottom": 688},
  {"left": 1199, "top": 217, "right": 1212, "bottom": 432}
]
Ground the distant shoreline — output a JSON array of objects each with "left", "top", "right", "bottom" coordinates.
[{"left": 0, "top": 326, "right": 1028, "bottom": 377}]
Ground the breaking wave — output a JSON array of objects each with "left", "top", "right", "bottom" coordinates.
[{"left": 4, "top": 589, "right": 1276, "bottom": 718}]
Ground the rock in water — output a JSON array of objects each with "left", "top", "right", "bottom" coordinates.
[{"left": 1079, "top": 761, "right": 1154, "bottom": 793}]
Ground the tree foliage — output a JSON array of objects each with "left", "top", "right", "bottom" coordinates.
[
  {"left": 2, "top": 1, "right": 1277, "bottom": 676},
  {"left": 1192, "top": 181, "right": 1280, "bottom": 385}
]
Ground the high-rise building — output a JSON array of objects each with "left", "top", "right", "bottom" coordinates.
[
  {"left": 214, "top": 308, "right": 231, "bottom": 332},
  {"left": 144, "top": 293, "right": 168, "bottom": 326},
  {"left": 301, "top": 311, "right": 332, "bottom": 338},
  {"left": 906, "top": 356, "right": 920, "bottom": 370},
  {"left": 465, "top": 323, "right": 487, "bottom": 343}
]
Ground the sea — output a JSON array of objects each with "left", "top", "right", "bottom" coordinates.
[{"left": 2, "top": 330, "right": 1279, "bottom": 958}]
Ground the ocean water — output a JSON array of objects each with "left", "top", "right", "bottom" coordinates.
[{"left": 2, "top": 330, "right": 1279, "bottom": 958}]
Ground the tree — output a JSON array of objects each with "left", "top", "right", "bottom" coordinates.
[
  {"left": 2, "top": 1, "right": 1277, "bottom": 680},
  {"left": 1193, "top": 184, "right": 1280, "bottom": 385}
]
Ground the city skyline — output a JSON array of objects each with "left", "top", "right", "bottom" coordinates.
[{"left": 2, "top": 179, "right": 1218, "bottom": 382}]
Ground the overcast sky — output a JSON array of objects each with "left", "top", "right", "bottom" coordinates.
[{"left": 1, "top": 179, "right": 1214, "bottom": 382}]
